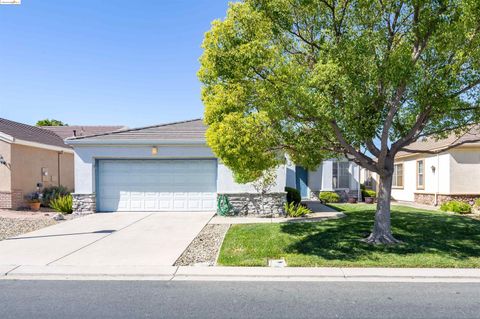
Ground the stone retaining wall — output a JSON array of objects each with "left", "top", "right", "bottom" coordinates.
[
  {"left": 414, "top": 193, "right": 480, "bottom": 206},
  {"left": 220, "top": 192, "right": 286, "bottom": 217},
  {"left": 72, "top": 193, "right": 96, "bottom": 214}
]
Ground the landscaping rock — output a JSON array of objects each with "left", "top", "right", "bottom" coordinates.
[
  {"left": 0, "top": 217, "right": 56, "bottom": 241},
  {"left": 174, "top": 224, "right": 230, "bottom": 266},
  {"left": 53, "top": 213, "right": 65, "bottom": 221}
]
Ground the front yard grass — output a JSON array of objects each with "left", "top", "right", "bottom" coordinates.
[{"left": 218, "top": 204, "right": 480, "bottom": 268}]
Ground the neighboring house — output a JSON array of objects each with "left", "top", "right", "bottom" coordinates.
[
  {"left": 392, "top": 126, "right": 480, "bottom": 206},
  {"left": 66, "top": 119, "right": 361, "bottom": 215},
  {"left": 0, "top": 118, "right": 74, "bottom": 209},
  {"left": 43, "top": 125, "right": 127, "bottom": 139}
]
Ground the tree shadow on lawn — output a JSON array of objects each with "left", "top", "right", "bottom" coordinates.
[{"left": 280, "top": 207, "right": 480, "bottom": 262}]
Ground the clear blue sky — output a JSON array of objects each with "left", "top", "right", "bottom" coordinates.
[{"left": 0, "top": 1, "right": 229, "bottom": 127}]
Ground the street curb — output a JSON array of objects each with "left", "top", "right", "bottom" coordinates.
[{"left": 2, "top": 265, "right": 480, "bottom": 282}]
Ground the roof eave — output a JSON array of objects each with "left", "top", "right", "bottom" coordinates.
[
  {"left": 13, "top": 138, "right": 74, "bottom": 153},
  {"left": 65, "top": 139, "right": 207, "bottom": 146},
  {"left": 0, "top": 132, "right": 14, "bottom": 143}
]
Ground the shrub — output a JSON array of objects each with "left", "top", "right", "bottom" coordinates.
[
  {"left": 362, "top": 189, "right": 376, "bottom": 198},
  {"left": 50, "top": 195, "right": 73, "bottom": 214},
  {"left": 284, "top": 202, "right": 311, "bottom": 217},
  {"left": 24, "top": 192, "right": 41, "bottom": 203},
  {"left": 42, "top": 186, "right": 70, "bottom": 206},
  {"left": 285, "top": 187, "right": 301, "bottom": 205},
  {"left": 440, "top": 201, "right": 471, "bottom": 214},
  {"left": 319, "top": 191, "right": 340, "bottom": 203}
]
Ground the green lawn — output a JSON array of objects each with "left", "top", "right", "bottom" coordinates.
[{"left": 218, "top": 204, "right": 480, "bottom": 268}]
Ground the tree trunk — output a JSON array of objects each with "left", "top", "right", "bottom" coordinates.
[{"left": 364, "top": 172, "right": 402, "bottom": 245}]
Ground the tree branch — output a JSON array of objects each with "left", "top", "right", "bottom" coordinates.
[
  {"left": 448, "top": 79, "right": 480, "bottom": 98},
  {"left": 391, "top": 106, "right": 432, "bottom": 153},
  {"left": 329, "top": 120, "right": 379, "bottom": 172}
]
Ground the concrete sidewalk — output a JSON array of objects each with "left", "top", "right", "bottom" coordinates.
[{"left": 2, "top": 265, "right": 480, "bottom": 282}]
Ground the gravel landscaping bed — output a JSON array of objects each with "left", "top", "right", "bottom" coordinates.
[
  {"left": 175, "top": 224, "right": 230, "bottom": 266},
  {"left": 0, "top": 217, "right": 57, "bottom": 241}
]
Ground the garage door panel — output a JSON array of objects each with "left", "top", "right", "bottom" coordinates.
[{"left": 97, "top": 160, "right": 217, "bottom": 212}]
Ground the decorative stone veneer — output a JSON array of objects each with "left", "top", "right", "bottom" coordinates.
[
  {"left": 309, "top": 191, "right": 321, "bottom": 200},
  {"left": 414, "top": 193, "right": 480, "bottom": 206},
  {"left": 220, "top": 192, "right": 286, "bottom": 217},
  {"left": 72, "top": 193, "right": 96, "bottom": 214}
]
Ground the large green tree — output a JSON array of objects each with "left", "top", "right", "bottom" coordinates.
[{"left": 199, "top": 0, "right": 480, "bottom": 244}]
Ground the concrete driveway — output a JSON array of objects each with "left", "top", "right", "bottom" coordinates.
[{"left": 0, "top": 212, "right": 213, "bottom": 266}]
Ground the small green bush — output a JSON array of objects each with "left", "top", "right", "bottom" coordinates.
[
  {"left": 362, "top": 189, "right": 376, "bottom": 198},
  {"left": 50, "top": 195, "right": 73, "bottom": 214},
  {"left": 284, "top": 202, "right": 311, "bottom": 217},
  {"left": 440, "top": 201, "right": 471, "bottom": 214},
  {"left": 42, "top": 185, "right": 70, "bottom": 206},
  {"left": 285, "top": 187, "right": 301, "bottom": 205},
  {"left": 319, "top": 191, "right": 340, "bottom": 203}
]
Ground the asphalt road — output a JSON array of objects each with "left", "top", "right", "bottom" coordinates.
[{"left": 0, "top": 280, "right": 479, "bottom": 319}]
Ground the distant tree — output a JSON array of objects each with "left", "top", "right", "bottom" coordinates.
[
  {"left": 199, "top": 0, "right": 480, "bottom": 244},
  {"left": 36, "top": 119, "right": 68, "bottom": 127}
]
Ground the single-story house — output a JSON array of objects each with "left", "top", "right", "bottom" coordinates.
[
  {"left": 392, "top": 125, "right": 480, "bottom": 206},
  {"left": 66, "top": 119, "right": 361, "bottom": 215},
  {"left": 0, "top": 118, "right": 129, "bottom": 210},
  {"left": 0, "top": 118, "right": 75, "bottom": 209}
]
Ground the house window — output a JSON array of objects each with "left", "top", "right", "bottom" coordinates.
[
  {"left": 393, "top": 163, "right": 403, "bottom": 188},
  {"left": 417, "top": 160, "right": 425, "bottom": 189},
  {"left": 333, "top": 161, "right": 350, "bottom": 189}
]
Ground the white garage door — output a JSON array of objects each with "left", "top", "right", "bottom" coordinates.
[{"left": 97, "top": 159, "right": 217, "bottom": 212}]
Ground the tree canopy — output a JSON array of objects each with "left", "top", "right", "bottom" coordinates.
[
  {"left": 199, "top": 0, "right": 480, "bottom": 244},
  {"left": 36, "top": 119, "right": 68, "bottom": 127},
  {"left": 199, "top": 0, "right": 480, "bottom": 182}
]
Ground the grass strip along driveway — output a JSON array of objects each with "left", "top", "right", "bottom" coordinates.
[{"left": 218, "top": 204, "right": 480, "bottom": 268}]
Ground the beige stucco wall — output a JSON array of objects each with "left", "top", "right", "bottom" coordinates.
[
  {"left": 10, "top": 144, "right": 74, "bottom": 202},
  {"left": 449, "top": 148, "right": 480, "bottom": 194},
  {"left": 392, "top": 153, "right": 450, "bottom": 202},
  {"left": 0, "top": 140, "right": 12, "bottom": 192}
]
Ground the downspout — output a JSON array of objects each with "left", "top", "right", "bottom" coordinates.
[
  {"left": 57, "top": 151, "right": 63, "bottom": 187},
  {"left": 357, "top": 165, "right": 361, "bottom": 200},
  {"left": 434, "top": 154, "right": 440, "bottom": 206}
]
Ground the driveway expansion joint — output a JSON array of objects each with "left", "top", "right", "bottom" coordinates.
[{"left": 46, "top": 214, "right": 154, "bottom": 266}]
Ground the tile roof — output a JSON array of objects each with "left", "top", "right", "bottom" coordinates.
[
  {"left": 396, "top": 125, "right": 480, "bottom": 158},
  {"left": 67, "top": 119, "right": 206, "bottom": 142},
  {"left": 0, "top": 118, "right": 69, "bottom": 149},
  {"left": 43, "top": 125, "right": 127, "bottom": 139}
]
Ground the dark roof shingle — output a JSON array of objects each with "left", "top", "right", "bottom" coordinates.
[
  {"left": 68, "top": 119, "right": 206, "bottom": 141},
  {"left": 0, "top": 118, "right": 69, "bottom": 149},
  {"left": 43, "top": 125, "right": 127, "bottom": 139}
]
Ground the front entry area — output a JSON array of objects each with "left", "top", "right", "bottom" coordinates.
[
  {"left": 97, "top": 159, "right": 217, "bottom": 212},
  {"left": 295, "top": 166, "right": 309, "bottom": 198}
]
